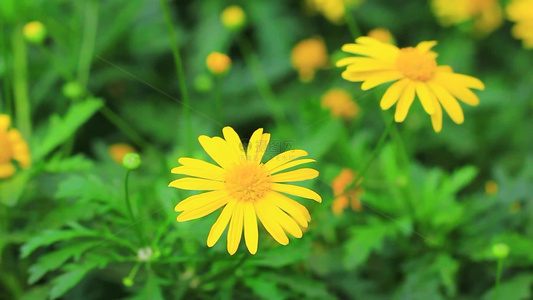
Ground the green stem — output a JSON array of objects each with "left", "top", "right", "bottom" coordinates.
[
  {"left": 343, "top": 2, "right": 362, "bottom": 38},
  {"left": 493, "top": 259, "right": 504, "bottom": 300},
  {"left": 77, "top": 0, "right": 99, "bottom": 96},
  {"left": 124, "top": 170, "right": 147, "bottom": 247},
  {"left": 214, "top": 76, "right": 224, "bottom": 123},
  {"left": 344, "top": 118, "right": 394, "bottom": 192},
  {"left": 236, "top": 36, "right": 290, "bottom": 130},
  {"left": 160, "top": 0, "right": 193, "bottom": 154},
  {"left": 1, "top": 22, "right": 12, "bottom": 115},
  {"left": 11, "top": 24, "right": 31, "bottom": 139},
  {"left": 100, "top": 106, "right": 148, "bottom": 148}
]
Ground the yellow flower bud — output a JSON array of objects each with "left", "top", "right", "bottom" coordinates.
[
  {"left": 109, "top": 143, "right": 136, "bottom": 165},
  {"left": 23, "top": 21, "right": 47, "bottom": 44},
  {"left": 206, "top": 52, "right": 232, "bottom": 75},
  {"left": 221, "top": 5, "right": 246, "bottom": 31}
]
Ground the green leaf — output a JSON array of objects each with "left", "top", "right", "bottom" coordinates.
[
  {"left": 128, "top": 275, "right": 165, "bottom": 300},
  {"left": 301, "top": 119, "right": 343, "bottom": 160},
  {"left": 0, "top": 170, "right": 31, "bottom": 207},
  {"left": 445, "top": 165, "right": 478, "bottom": 194},
  {"left": 250, "top": 239, "right": 311, "bottom": 268},
  {"left": 44, "top": 154, "right": 94, "bottom": 173},
  {"left": 28, "top": 241, "right": 99, "bottom": 284},
  {"left": 21, "top": 228, "right": 102, "bottom": 258},
  {"left": 343, "top": 219, "right": 395, "bottom": 269},
  {"left": 49, "top": 257, "right": 108, "bottom": 300},
  {"left": 482, "top": 273, "right": 533, "bottom": 300},
  {"left": 33, "top": 98, "right": 103, "bottom": 161},
  {"left": 55, "top": 174, "right": 119, "bottom": 201},
  {"left": 244, "top": 277, "right": 285, "bottom": 300}
]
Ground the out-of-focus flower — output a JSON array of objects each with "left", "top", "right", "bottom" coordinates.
[
  {"left": 331, "top": 169, "right": 363, "bottom": 215},
  {"left": 368, "top": 28, "right": 395, "bottom": 44},
  {"left": 509, "top": 201, "right": 521, "bottom": 213},
  {"left": 485, "top": 180, "right": 498, "bottom": 195},
  {"left": 109, "top": 143, "right": 136, "bottom": 165},
  {"left": 492, "top": 243, "right": 510, "bottom": 259},
  {"left": 169, "top": 127, "right": 321, "bottom": 255},
  {"left": 306, "top": 0, "right": 364, "bottom": 24},
  {"left": 62, "top": 81, "right": 84, "bottom": 99},
  {"left": 291, "top": 38, "right": 328, "bottom": 82},
  {"left": 221, "top": 5, "right": 246, "bottom": 31},
  {"left": 431, "top": 0, "right": 503, "bottom": 35},
  {"left": 321, "top": 88, "right": 359, "bottom": 119},
  {"left": 0, "top": 115, "right": 31, "bottom": 178},
  {"left": 206, "top": 52, "right": 232, "bottom": 75},
  {"left": 506, "top": 0, "right": 533, "bottom": 48},
  {"left": 23, "top": 21, "right": 47, "bottom": 44},
  {"left": 337, "top": 37, "right": 485, "bottom": 132}
]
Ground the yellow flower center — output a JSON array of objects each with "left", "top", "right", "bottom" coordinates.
[
  {"left": 225, "top": 161, "right": 271, "bottom": 202},
  {"left": 396, "top": 47, "right": 437, "bottom": 81}
]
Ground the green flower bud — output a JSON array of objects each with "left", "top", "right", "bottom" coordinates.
[
  {"left": 23, "top": 21, "right": 47, "bottom": 44},
  {"left": 492, "top": 243, "right": 510, "bottom": 259},
  {"left": 193, "top": 74, "right": 213, "bottom": 92},
  {"left": 122, "top": 153, "right": 141, "bottom": 170},
  {"left": 62, "top": 81, "right": 84, "bottom": 99},
  {"left": 122, "top": 277, "right": 133, "bottom": 287}
]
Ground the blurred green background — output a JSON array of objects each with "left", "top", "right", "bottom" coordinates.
[{"left": 1, "top": 0, "right": 532, "bottom": 299}]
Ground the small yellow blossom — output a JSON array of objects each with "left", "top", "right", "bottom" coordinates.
[
  {"left": 368, "top": 28, "right": 394, "bottom": 44},
  {"left": 321, "top": 89, "right": 359, "bottom": 119},
  {"left": 291, "top": 38, "right": 328, "bottom": 82},
  {"left": 0, "top": 115, "right": 31, "bottom": 178},
  {"left": 337, "top": 37, "right": 485, "bottom": 132},
  {"left": 221, "top": 5, "right": 246, "bottom": 31},
  {"left": 206, "top": 52, "right": 232, "bottom": 75},
  {"left": 331, "top": 169, "right": 363, "bottom": 215},
  {"left": 485, "top": 180, "right": 498, "bottom": 196},
  {"left": 306, "top": 0, "right": 364, "bottom": 24},
  {"left": 109, "top": 143, "right": 136, "bottom": 165},
  {"left": 23, "top": 21, "right": 47, "bottom": 44},
  {"left": 431, "top": 0, "right": 503, "bottom": 35},
  {"left": 506, "top": 0, "right": 533, "bottom": 48},
  {"left": 169, "top": 127, "right": 321, "bottom": 255}
]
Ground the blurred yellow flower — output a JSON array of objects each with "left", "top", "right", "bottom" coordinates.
[
  {"left": 291, "top": 38, "right": 328, "bottom": 82},
  {"left": 431, "top": 0, "right": 503, "bottom": 35},
  {"left": 23, "top": 21, "right": 47, "bottom": 44},
  {"left": 206, "top": 52, "right": 232, "bottom": 75},
  {"left": 109, "top": 143, "right": 136, "bottom": 165},
  {"left": 506, "top": 0, "right": 533, "bottom": 48},
  {"left": 169, "top": 127, "right": 321, "bottom": 255},
  {"left": 0, "top": 115, "right": 31, "bottom": 178},
  {"left": 306, "top": 0, "right": 364, "bottom": 24},
  {"left": 337, "top": 37, "right": 485, "bottom": 132},
  {"left": 221, "top": 5, "right": 246, "bottom": 31},
  {"left": 485, "top": 180, "right": 498, "bottom": 195},
  {"left": 368, "top": 28, "right": 394, "bottom": 44},
  {"left": 331, "top": 169, "right": 363, "bottom": 215},
  {"left": 321, "top": 88, "right": 359, "bottom": 119}
]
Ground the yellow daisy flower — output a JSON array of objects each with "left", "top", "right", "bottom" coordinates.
[
  {"left": 0, "top": 114, "right": 31, "bottom": 178},
  {"left": 337, "top": 37, "right": 485, "bottom": 132},
  {"left": 506, "top": 0, "right": 533, "bottom": 49},
  {"left": 431, "top": 0, "right": 503, "bottom": 35},
  {"left": 169, "top": 127, "right": 321, "bottom": 255},
  {"left": 321, "top": 88, "right": 360, "bottom": 120}
]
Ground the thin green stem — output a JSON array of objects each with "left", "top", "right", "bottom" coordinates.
[
  {"left": 160, "top": 0, "right": 193, "bottom": 154},
  {"left": 100, "top": 106, "right": 148, "bottom": 148},
  {"left": 493, "top": 259, "right": 504, "bottom": 300},
  {"left": 1, "top": 22, "right": 12, "bottom": 115},
  {"left": 214, "top": 76, "right": 224, "bottom": 123},
  {"left": 77, "top": 0, "right": 99, "bottom": 96},
  {"left": 343, "top": 2, "right": 362, "bottom": 38},
  {"left": 236, "top": 36, "right": 290, "bottom": 130},
  {"left": 124, "top": 170, "right": 147, "bottom": 247},
  {"left": 11, "top": 24, "right": 31, "bottom": 139}
]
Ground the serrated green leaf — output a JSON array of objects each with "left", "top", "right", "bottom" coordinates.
[
  {"left": 244, "top": 277, "right": 285, "bottom": 300},
  {"left": 28, "top": 241, "right": 99, "bottom": 284},
  {"left": 343, "top": 220, "right": 395, "bottom": 269},
  {"left": 33, "top": 98, "right": 104, "bottom": 161},
  {"left": 49, "top": 257, "right": 108, "bottom": 300},
  {"left": 21, "top": 228, "right": 101, "bottom": 258},
  {"left": 250, "top": 239, "right": 311, "bottom": 268},
  {"left": 55, "top": 174, "right": 119, "bottom": 201}
]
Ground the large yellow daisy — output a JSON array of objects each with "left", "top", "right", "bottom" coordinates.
[
  {"left": 169, "top": 127, "right": 321, "bottom": 255},
  {"left": 336, "top": 37, "right": 485, "bottom": 132}
]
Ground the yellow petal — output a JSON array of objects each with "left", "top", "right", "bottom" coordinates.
[
  {"left": 415, "top": 82, "right": 436, "bottom": 115},
  {"left": 435, "top": 71, "right": 485, "bottom": 90},
  {"left": 380, "top": 78, "right": 410, "bottom": 110},
  {"left": 0, "top": 115, "right": 10, "bottom": 131},
  {"left": 427, "top": 81, "right": 464, "bottom": 124},
  {"left": 361, "top": 71, "right": 403, "bottom": 90},
  {"left": 431, "top": 97, "right": 443, "bottom": 133},
  {"left": 342, "top": 42, "right": 398, "bottom": 63},
  {"left": 176, "top": 196, "right": 229, "bottom": 222},
  {"left": 335, "top": 57, "right": 376, "bottom": 67},
  {"left": 174, "top": 190, "right": 228, "bottom": 212},
  {"left": 434, "top": 76, "right": 481, "bottom": 106},
  {"left": 394, "top": 82, "right": 416, "bottom": 122},
  {"left": 207, "top": 200, "right": 237, "bottom": 247},
  {"left": 356, "top": 37, "right": 400, "bottom": 54},
  {"left": 270, "top": 168, "right": 319, "bottom": 183},
  {"left": 222, "top": 126, "right": 246, "bottom": 161},
  {"left": 269, "top": 192, "right": 311, "bottom": 227},
  {"left": 198, "top": 135, "right": 237, "bottom": 169},
  {"left": 416, "top": 41, "right": 438, "bottom": 52},
  {"left": 243, "top": 201, "right": 258, "bottom": 255},
  {"left": 271, "top": 183, "right": 322, "bottom": 202},
  {"left": 268, "top": 204, "right": 302, "bottom": 238},
  {"left": 0, "top": 163, "right": 15, "bottom": 179},
  {"left": 227, "top": 201, "right": 244, "bottom": 255},
  {"left": 247, "top": 129, "right": 270, "bottom": 163},
  {"left": 269, "top": 158, "right": 316, "bottom": 174},
  {"left": 169, "top": 178, "right": 225, "bottom": 190},
  {"left": 170, "top": 166, "right": 225, "bottom": 181},
  {"left": 255, "top": 200, "right": 289, "bottom": 245},
  {"left": 346, "top": 60, "right": 394, "bottom": 72},
  {"left": 263, "top": 149, "right": 309, "bottom": 172}
]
